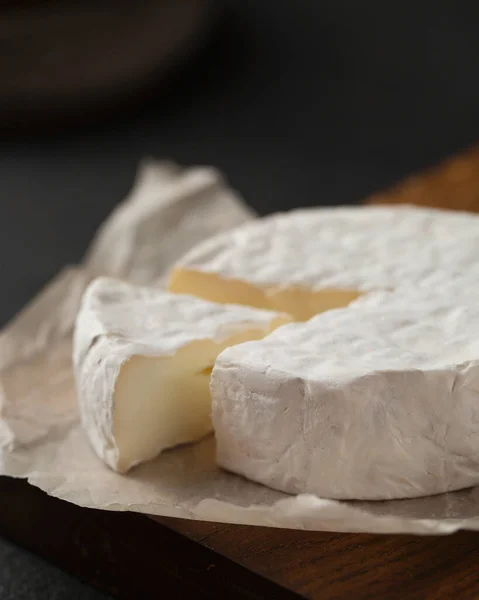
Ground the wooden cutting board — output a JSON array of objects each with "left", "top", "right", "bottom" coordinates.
[
  {"left": 367, "top": 144, "right": 479, "bottom": 212},
  {"left": 2, "top": 146, "right": 479, "bottom": 599}
]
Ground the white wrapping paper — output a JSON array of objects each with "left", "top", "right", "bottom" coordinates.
[{"left": 2, "top": 161, "right": 479, "bottom": 536}]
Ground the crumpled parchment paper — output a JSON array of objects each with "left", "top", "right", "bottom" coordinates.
[{"left": 2, "top": 161, "right": 479, "bottom": 535}]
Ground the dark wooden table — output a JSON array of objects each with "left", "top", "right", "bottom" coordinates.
[
  {"left": 3, "top": 147, "right": 479, "bottom": 599},
  {"left": 3, "top": 475, "right": 479, "bottom": 600}
]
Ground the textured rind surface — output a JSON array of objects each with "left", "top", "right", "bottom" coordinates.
[
  {"left": 73, "top": 276, "right": 288, "bottom": 471},
  {"left": 174, "top": 205, "right": 479, "bottom": 291},
  {"left": 212, "top": 286, "right": 479, "bottom": 500}
]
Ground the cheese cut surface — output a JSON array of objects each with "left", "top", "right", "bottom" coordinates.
[
  {"left": 211, "top": 285, "right": 479, "bottom": 500},
  {"left": 73, "top": 277, "right": 290, "bottom": 473},
  {"left": 169, "top": 205, "right": 479, "bottom": 320}
]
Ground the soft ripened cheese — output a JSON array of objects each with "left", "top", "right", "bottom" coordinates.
[
  {"left": 211, "top": 285, "right": 479, "bottom": 500},
  {"left": 73, "top": 277, "right": 290, "bottom": 473},
  {"left": 169, "top": 205, "right": 479, "bottom": 320}
]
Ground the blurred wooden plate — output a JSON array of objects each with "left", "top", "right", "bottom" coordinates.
[{"left": 0, "top": 0, "right": 222, "bottom": 131}]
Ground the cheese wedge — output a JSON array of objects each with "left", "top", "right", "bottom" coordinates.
[
  {"left": 169, "top": 205, "right": 479, "bottom": 320},
  {"left": 73, "top": 277, "right": 290, "bottom": 473},
  {"left": 212, "top": 285, "right": 479, "bottom": 500}
]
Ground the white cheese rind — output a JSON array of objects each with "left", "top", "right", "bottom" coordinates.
[
  {"left": 172, "top": 205, "right": 479, "bottom": 292},
  {"left": 212, "top": 290, "right": 479, "bottom": 500},
  {"left": 73, "top": 276, "right": 289, "bottom": 473}
]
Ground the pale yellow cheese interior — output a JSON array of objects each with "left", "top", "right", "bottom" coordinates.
[
  {"left": 169, "top": 268, "right": 362, "bottom": 321},
  {"left": 113, "top": 317, "right": 289, "bottom": 473},
  {"left": 114, "top": 260, "right": 362, "bottom": 472}
]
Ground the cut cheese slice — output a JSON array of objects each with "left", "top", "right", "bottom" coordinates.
[
  {"left": 169, "top": 205, "right": 479, "bottom": 320},
  {"left": 73, "top": 276, "right": 290, "bottom": 473},
  {"left": 211, "top": 285, "right": 479, "bottom": 500}
]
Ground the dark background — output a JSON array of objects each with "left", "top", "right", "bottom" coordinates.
[{"left": 1, "top": 1, "right": 479, "bottom": 597}]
